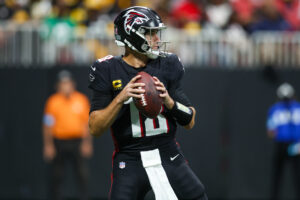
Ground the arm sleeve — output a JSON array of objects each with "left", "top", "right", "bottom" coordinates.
[
  {"left": 267, "top": 107, "right": 276, "bottom": 131},
  {"left": 90, "top": 90, "right": 113, "bottom": 113},
  {"left": 167, "top": 54, "right": 192, "bottom": 107},
  {"left": 88, "top": 61, "right": 111, "bottom": 93},
  {"left": 170, "top": 83, "right": 191, "bottom": 106},
  {"left": 88, "top": 61, "right": 113, "bottom": 112},
  {"left": 43, "top": 97, "right": 55, "bottom": 127}
]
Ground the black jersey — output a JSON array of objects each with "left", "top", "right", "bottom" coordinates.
[{"left": 88, "top": 54, "right": 191, "bottom": 152}]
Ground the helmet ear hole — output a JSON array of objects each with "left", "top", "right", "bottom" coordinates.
[
  {"left": 138, "top": 28, "right": 146, "bottom": 34},
  {"left": 141, "top": 43, "right": 149, "bottom": 51}
]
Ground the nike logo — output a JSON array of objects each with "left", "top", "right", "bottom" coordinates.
[
  {"left": 170, "top": 154, "right": 179, "bottom": 161},
  {"left": 91, "top": 66, "right": 96, "bottom": 71}
]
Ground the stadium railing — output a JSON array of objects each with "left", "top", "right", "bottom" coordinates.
[{"left": 1, "top": 23, "right": 300, "bottom": 68}]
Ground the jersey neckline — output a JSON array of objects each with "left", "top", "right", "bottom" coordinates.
[{"left": 116, "top": 55, "right": 159, "bottom": 74}]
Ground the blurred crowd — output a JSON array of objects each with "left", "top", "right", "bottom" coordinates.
[
  {"left": 1, "top": 0, "right": 300, "bottom": 33},
  {"left": 1, "top": 0, "right": 300, "bottom": 66}
]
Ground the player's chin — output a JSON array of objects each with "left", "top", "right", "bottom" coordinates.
[{"left": 152, "top": 46, "right": 159, "bottom": 50}]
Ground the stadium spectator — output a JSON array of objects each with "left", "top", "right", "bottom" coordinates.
[
  {"left": 230, "top": 0, "right": 256, "bottom": 23},
  {"left": 0, "top": 0, "right": 30, "bottom": 23},
  {"left": 2, "top": 0, "right": 300, "bottom": 67},
  {"left": 229, "top": 0, "right": 257, "bottom": 32},
  {"left": 43, "top": 70, "right": 92, "bottom": 200},
  {"left": 249, "top": 0, "right": 291, "bottom": 33},
  {"left": 275, "top": 0, "right": 300, "bottom": 30},
  {"left": 266, "top": 82, "right": 300, "bottom": 200},
  {"left": 203, "top": 0, "right": 233, "bottom": 29},
  {"left": 1, "top": 0, "right": 300, "bottom": 33},
  {"left": 169, "top": 0, "right": 203, "bottom": 29},
  {"left": 0, "top": 1, "right": 13, "bottom": 21},
  {"left": 30, "top": 0, "right": 52, "bottom": 21}
]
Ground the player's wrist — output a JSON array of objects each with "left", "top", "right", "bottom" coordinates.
[
  {"left": 115, "top": 93, "right": 127, "bottom": 105},
  {"left": 169, "top": 101, "right": 193, "bottom": 126},
  {"left": 164, "top": 97, "right": 174, "bottom": 110}
]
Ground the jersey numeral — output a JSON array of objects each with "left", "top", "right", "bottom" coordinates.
[
  {"left": 130, "top": 102, "right": 169, "bottom": 138},
  {"left": 97, "top": 55, "right": 113, "bottom": 63}
]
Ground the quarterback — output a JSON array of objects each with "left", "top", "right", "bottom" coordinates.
[{"left": 88, "top": 6, "right": 207, "bottom": 200}]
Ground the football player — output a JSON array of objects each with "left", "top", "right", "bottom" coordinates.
[
  {"left": 88, "top": 6, "right": 207, "bottom": 200},
  {"left": 267, "top": 83, "right": 300, "bottom": 199}
]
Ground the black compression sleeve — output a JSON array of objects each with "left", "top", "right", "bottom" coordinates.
[
  {"left": 173, "top": 86, "right": 191, "bottom": 106},
  {"left": 168, "top": 81, "right": 191, "bottom": 106}
]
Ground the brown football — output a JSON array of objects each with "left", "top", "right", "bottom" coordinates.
[{"left": 134, "top": 71, "right": 162, "bottom": 119}]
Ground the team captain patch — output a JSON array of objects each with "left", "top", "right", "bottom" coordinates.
[{"left": 113, "top": 80, "right": 123, "bottom": 90}]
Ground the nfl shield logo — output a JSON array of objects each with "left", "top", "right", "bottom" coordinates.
[{"left": 119, "top": 161, "right": 126, "bottom": 169}]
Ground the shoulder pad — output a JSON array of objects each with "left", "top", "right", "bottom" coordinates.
[
  {"left": 89, "top": 55, "right": 115, "bottom": 92},
  {"left": 164, "top": 53, "right": 184, "bottom": 71},
  {"left": 157, "top": 53, "right": 184, "bottom": 83},
  {"left": 90, "top": 55, "right": 115, "bottom": 73},
  {"left": 165, "top": 53, "right": 185, "bottom": 75}
]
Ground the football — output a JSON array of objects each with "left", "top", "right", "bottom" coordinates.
[{"left": 134, "top": 71, "right": 162, "bottom": 119}]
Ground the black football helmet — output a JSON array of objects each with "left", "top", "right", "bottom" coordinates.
[{"left": 114, "top": 6, "right": 168, "bottom": 59}]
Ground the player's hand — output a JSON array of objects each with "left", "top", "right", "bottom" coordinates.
[
  {"left": 43, "top": 144, "right": 56, "bottom": 162},
  {"left": 80, "top": 140, "right": 93, "bottom": 158},
  {"left": 117, "top": 75, "right": 145, "bottom": 103},
  {"left": 153, "top": 76, "right": 174, "bottom": 109},
  {"left": 267, "top": 130, "right": 277, "bottom": 139}
]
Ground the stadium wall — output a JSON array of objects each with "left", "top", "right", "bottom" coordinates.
[{"left": 1, "top": 66, "right": 300, "bottom": 199}]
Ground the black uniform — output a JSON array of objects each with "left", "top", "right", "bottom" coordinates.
[{"left": 89, "top": 54, "right": 207, "bottom": 200}]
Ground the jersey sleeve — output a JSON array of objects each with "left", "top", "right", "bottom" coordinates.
[
  {"left": 266, "top": 105, "right": 277, "bottom": 131},
  {"left": 43, "top": 96, "right": 56, "bottom": 127},
  {"left": 266, "top": 106, "right": 276, "bottom": 131},
  {"left": 167, "top": 54, "right": 192, "bottom": 107},
  {"left": 90, "top": 89, "right": 113, "bottom": 112},
  {"left": 88, "top": 60, "right": 112, "bottom": 93},
  {"left": 88, "top": 59, "right": 113, "bottom": 112}
]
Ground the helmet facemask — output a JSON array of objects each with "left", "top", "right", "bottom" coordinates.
[{"left": 140, "top": 26, "right": 169, "bottom": 59}]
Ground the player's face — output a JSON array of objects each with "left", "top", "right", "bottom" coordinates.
[
  {"left": 57, "top": 79, "right": 75, "bottom": 96},
  {"left": 145, "top": 30, "right": 161, "bottom": 50}
]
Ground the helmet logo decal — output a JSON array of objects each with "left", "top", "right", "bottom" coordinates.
[{"left": 124, "top": 9, "right": 149, "bottom": 35}]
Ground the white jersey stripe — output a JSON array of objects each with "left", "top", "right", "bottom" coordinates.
[
  {"left": 130, "top": 103, "right": 142, "bottom": 137},
  {"left": 140, "top": 149, "right": 178, "bottom": 200}
]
